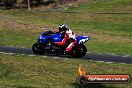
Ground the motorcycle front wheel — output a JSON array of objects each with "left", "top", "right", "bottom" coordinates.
[{"left": 32, "top": 42, "right": 45, "bottom": 54}]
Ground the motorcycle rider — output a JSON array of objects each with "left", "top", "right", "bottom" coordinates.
[{"left": 55, "top": 24, "right": 76, "bottom": 54}]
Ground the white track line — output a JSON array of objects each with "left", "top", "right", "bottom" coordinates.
[
  {"left": 120, "top": 63, "right": 126, "bottom": 64},
  {"left": 105, "top": 62, "right": 114, "bottom": 64},
  {"left": 42, "top": 56, "right": 47, "bottom": 58},
  {"left": 87, "top": 52, "right": 131, "bottom": 58},
  {"left": 86, "top": 52, "right": 92, "bottom": 54},
  {"left": 97, "top": 53, "right": 103, "bottom": 55},
  {"left": 89, "top": 60, "right": 94, "bottom": 61},
  {"left": 95, "top": 61, "right": 115, "bottom": 64},
  {"left": 65, "top": 58, "right": 69, "bottom": 59},
  {"left": 96, "top": 61, "right": 105, "bottom": 63},
  {"left": 53, "top": 57, "right": 59, "bottom": 59},
  {"left": 21, "top": 54, "right": 26, "bottom": 56},
  {"left": 122, "top": 55, "right": 131, "bottom": 57},
  {"left": 28, "top": 55, "right": 36, "bottom": 57},
  {"left": 109, "top": 53, "right": 120, "bottom": 56},
  {"left": 0, "top": 52, "right": 129, "bottom": 64},
  {"left": 0, "top": 52, "right": 15, "bottom": 55}
]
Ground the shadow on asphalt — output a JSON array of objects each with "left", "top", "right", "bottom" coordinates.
[{"left": 39, "top": 54, "right": 90, "bottom": 59}]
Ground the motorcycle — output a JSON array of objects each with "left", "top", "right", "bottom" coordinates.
[{"left": 32, "top": 30, "right": 91, "bottom": 58}]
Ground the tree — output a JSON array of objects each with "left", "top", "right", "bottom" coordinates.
[
  {"left": 27, "top": 0, "right": 31, "bottom": 10},
  {"left": 49, "top": 0, "right": 54, "bottom": 3},
  {"left": 5, "top": 0, "right": 13, "bottom": 9}
]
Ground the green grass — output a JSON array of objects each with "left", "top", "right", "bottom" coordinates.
[
  {"left": 0, "top": 30, "right": 37, "bottom": 47},
  {"left": 66, "top": 0, "right": 132, "bottom": 12},
  {"left": 0, "top": 53, "right": 131, "bottom": 88},
  {"left": 87, "top": 41, "right": 132, "bottom": 55}
]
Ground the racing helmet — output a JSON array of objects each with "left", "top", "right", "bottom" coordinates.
[{"left": 59, "top": 24, "right": 69, "bottom": 33}]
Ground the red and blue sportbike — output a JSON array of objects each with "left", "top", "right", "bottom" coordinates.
[{"left": 32, "top": 30, "right": 90, "bottom": 58}]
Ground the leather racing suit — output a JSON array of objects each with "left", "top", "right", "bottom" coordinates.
[{"left": 56, "top": 29, "right": 76, "bottom": 52}]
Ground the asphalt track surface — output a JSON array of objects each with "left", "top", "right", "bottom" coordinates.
[{"left": 0, "top": 46, "right": 132, "bottom": 64}]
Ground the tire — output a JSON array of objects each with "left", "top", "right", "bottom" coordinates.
[
  {"left": 70, "top": 45, "right": 87, "bottom": 58},
  {"left": 32, "top": 42, "right": 45, "bottom": 54}
]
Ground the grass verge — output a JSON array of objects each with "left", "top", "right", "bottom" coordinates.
[
  {"left": 0, "top": 53, "right": 132, "bottom": 88},
  {"left": 66, "top": 0, "right": 132, "bottom": 13}
]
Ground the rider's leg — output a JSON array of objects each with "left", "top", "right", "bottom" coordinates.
[{"left": 66, "top": 40, "right": 76, "bottom": 52}]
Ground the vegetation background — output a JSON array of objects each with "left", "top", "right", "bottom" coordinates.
[{"left": 0, "top": 0, "right": 132, "bottom": 88}]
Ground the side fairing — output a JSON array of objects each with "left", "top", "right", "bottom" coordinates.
[
  {"left": 52, "top": 33, "right": 62, "bottom": 42},
  {"left": 38, "top": 35, "right": 52, "bottom": 44},
  {"left": 77, "top": 36, "right": 90, "bottom": 45}
]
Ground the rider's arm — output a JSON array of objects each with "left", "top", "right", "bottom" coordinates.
[{"left": 55, "top": 35, "right": 68, "bottom": 45}]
